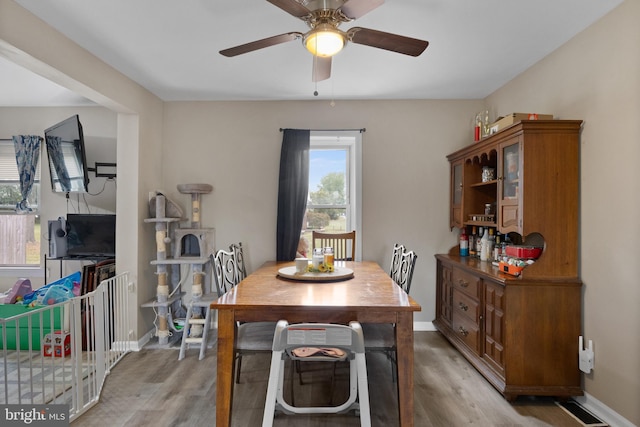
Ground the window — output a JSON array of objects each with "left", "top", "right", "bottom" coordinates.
[
  {"left": 302, "top": 130, "right": 362, "bottom": 260},
  {"left": 0, "top": 140, "right": 41, "bottom": 267}
]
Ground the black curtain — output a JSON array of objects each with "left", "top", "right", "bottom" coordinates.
[{"left": 276, "top": 129, "right": 310, "bottom": 261}]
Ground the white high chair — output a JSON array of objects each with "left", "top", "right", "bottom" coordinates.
[{"left": 262, "top": 320, "right": 371, "bottom": 427}]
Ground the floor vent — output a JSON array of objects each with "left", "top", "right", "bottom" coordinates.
[{"left": 556, "top": 400, "right": 608, "bottom": 426}]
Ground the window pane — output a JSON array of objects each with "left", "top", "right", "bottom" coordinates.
[
  {"left": 0, "top": 214, "right": 41, "bottom": 266},
  {"left": 0, "top": 141, "right": 41, "bottom": 266},
  {"left": 304, "top": 207, "right": 347, "bottom": 232},
  {"left": 305, "top": 148, "right": 348, "bottom": 235},
  {"left": 308, "top": 149, "right": 347, "bottom": 205},
  {"left": 0, "top": 141, "right": 40, "bottom": 211}
]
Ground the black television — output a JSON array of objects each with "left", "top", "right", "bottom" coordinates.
[
  {"left": 44, "top": 115, "right": 90, "bottom": 193},
  {"left": 66, "top": 214, "right": 116, "bottom": 258}
]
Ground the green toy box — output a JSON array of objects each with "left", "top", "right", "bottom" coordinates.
[{"left": 0, "top": 304, "right": 64, "bottom": 350}]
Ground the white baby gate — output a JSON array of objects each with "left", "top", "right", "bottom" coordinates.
[{"left": 1, "top": 272, "right": 132, "bottom": 421}]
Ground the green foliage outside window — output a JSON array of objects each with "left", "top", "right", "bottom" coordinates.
[{"left": 308, "top": 172, "right": 345, "bottom": 220}]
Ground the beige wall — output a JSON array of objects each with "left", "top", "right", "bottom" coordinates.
[
  {"left": 159, "top": 99, "right": 483, "bottom": 324},
  {"left": 486, "top": 1, "right": 639, "bottom": 424}
]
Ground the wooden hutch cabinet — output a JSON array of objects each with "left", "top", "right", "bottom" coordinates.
[{"left": 435, "top": 120, "right": 584, "bottom": 401}]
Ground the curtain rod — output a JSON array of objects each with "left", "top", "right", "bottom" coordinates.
[
  {"left": 279, "top": 128, "right": 365, "bottom": 133},
  {"left": 1, "top": 137, "right": 44, "bottom": 142}
]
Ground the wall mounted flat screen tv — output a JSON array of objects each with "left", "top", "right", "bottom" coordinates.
[
  {"left": 66, "top": 214, "right": 116, "bottom": 258},
  {"left": 44, "top": 115, "right": 90, "bottom": 193}
]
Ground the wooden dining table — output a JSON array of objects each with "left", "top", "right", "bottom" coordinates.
[{"left": 211, "top": 260, "right": 422, "bottom": 426}]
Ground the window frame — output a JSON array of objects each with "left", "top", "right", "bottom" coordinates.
[
  {"left": 0, "top": 139, "right": 43, "bottom": 272},
  {"left": 308, "top": 130, "right": 362, "bottom": 261}
]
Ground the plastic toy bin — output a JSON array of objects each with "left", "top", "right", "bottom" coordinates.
[{"left": 0, "top": 305, "right": 64, "bottom": 350}]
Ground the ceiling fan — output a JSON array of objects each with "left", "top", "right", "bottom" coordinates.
[{"left": 219, "top": 0, "right": 429, "bottom": 82}]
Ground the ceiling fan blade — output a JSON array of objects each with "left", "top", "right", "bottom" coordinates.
[
  {"left": 267, "top": 0, "right": 311, "bottom": 18},
  {"left": 348, "top": 27, "right": 429, "bottom": 57},
  {"left": 340, "top": 0, "right": 384, "bottom": 19},
  {"left": 312, "top": 56, "right": 331, "bottom": 82},
  {"left": 220, "top": 32, "right": 303, "bottom": 57}
]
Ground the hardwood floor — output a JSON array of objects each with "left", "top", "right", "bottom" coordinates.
[{"left": 72, "top": 331, "right": 583, "bottom": 426}]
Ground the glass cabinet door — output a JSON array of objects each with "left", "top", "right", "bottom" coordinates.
[
  {"left": 502, "top": 142, "right": 520, "bottom": 199},
  {"left": 451, "top": 160, "right": 463, "bottom": 228},
  {"left": 499, "top": 140, "right": 521, "bottom": 233}
]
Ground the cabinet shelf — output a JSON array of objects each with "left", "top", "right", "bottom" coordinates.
[
  {"left": 141, "top": 292, "right": 186, "bottom": 308},
  {"left": 469, "top": 180, "right": 497, "bottom": 187},
  {"left": 464, "top": 221, "right": 496, "bottom": 227},
  {"left": 143, "top": 217, "right": 184, "bottom": 224}
]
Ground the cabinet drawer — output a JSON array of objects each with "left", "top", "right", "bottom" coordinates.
[
  {"left": 453, "top": 288, "right": 480, "bottom": 324},
  {"left": 451, "top": 267, "right": 480, "bottom": 297},
  {"left": 452, "top": 313, "right": 480, "bottom": 354}
]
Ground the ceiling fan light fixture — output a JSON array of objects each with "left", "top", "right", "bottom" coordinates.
[{"left": 304, "top": 25, "right": 345, "bottom": 57}]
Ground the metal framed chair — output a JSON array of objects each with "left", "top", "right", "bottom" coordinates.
[
  {"left": 179, "top": 245, "right": 275, "bottom": 373},
  {"left": 213, "top": 247, "right": 275, "bottom": 382},
  {"left": 363, "top": 246, "right": 417, "bottom": 379},
  {"left": 395, "top": 249, "right": 417, "bottom": 294},
  {"left": 229, "top": 242, "right": 247, "bottom": 283},
  {"left": 262, "top": 320, "right": 371, "bottom": 427},
  {"left": 389, "top": 243, "right": 405, "bottom": 281},
  {"left": 311, "top": 230, "right": 356, "bottom": 261}
]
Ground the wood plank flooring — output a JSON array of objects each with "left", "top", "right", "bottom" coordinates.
[{"left": 72, "top": 331, "right": 583, "bottom": 426}]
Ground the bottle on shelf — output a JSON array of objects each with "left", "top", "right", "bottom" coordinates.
[
  {"left": 480, "top": 228, "right": 490, "bottom": 261},
  {"left": 501, "top": 233, "right": 510, "bottom": 261},
  {"left": 476, "top": 227, "right": 484, "bottom": 258},
  {"left": 483, "top": 110, "right": 490, "bottom": 137},
  {"left": 487, "top": 228, "right": 496, "bottom": 261},
  {"left": 494, "top": 231, "right": 502, "bottom": 261},
  {"left": 459, "top": 227, "right": 469, "bottom": 257},
  {"left": 469, "top": 226, "right": 477, "bottom": 257}
]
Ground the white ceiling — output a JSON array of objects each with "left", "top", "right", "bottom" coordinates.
[{"left": 2, "top": 0, "right": 623, "bottom": 106}]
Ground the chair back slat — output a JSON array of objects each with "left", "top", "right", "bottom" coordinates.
[
  {"left": 311, "top": 230, "right": 356, "bottom": 261},
  {"left": 389, "top": 243, "right": 405, "bottom": 280},
  {"left": 213, "top": 249, "right": 238, "bottom": 296},
  {"left": 229, "top": 242, "right": 247, "bottom": 282},
  {"left": 396, "top": 250, "right": 417, "bottom": 294}
]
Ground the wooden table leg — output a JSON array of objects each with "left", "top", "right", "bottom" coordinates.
[
  {"left": 216, "top": 309, "right": 236, "bottom": 426},
  {"left": 395, "top": 311, "right": 414, "bottom": 427}
]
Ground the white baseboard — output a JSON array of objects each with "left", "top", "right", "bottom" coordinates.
[
  {"left": 130, "top": 329, "right": 155, "bottom": 351},
  {"left": 575, "top": 392, "right": 636, "bottom": 427},
  {"left": 414, "top": 321, "right": 436, "bottom": 331}
]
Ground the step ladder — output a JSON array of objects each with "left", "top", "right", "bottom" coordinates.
[{"left": 178, "top": 298, "right": 214, "bottom": 360}]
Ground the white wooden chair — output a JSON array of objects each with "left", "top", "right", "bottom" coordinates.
[
  {"left": 262, "top": 320, "right": 371, "bottom": 427},
  {"left": 311, "top": 230, "right": 356, "bottom": 261}
]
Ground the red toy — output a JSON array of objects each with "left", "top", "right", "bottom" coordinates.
[{"left": 42, "top": 331, "right": 71, "bottom": 357}]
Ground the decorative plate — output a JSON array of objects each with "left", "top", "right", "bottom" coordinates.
[{"left": 277, "top": 266, "right": 354, "bottom": 282}]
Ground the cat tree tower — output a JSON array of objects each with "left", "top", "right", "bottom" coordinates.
[{"left": 142, "top": 184, "right": 215, "bottom": 346}]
